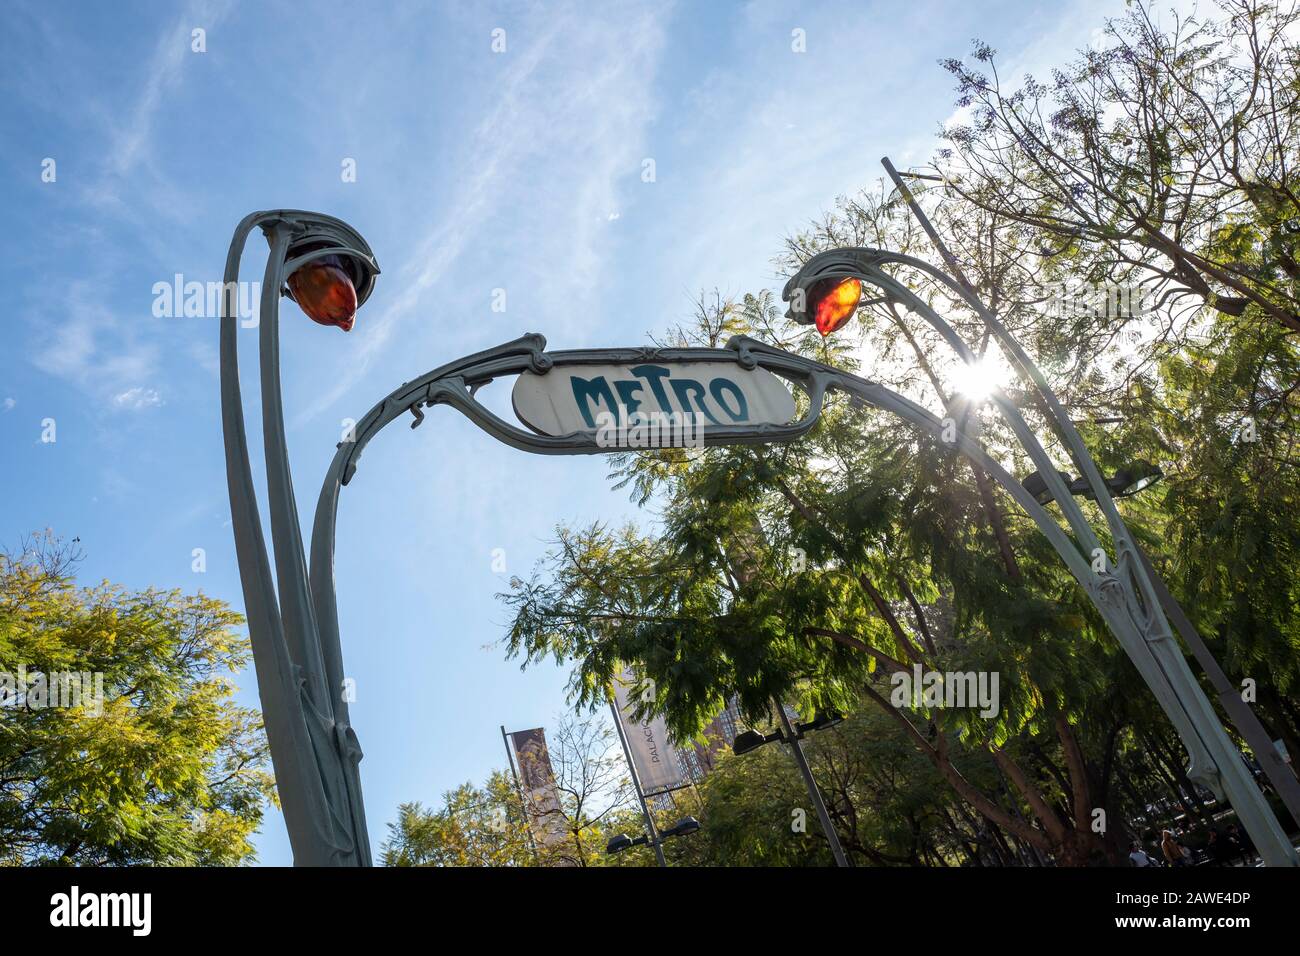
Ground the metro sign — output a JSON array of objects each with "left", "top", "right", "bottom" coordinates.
[{"left": 511, "top": 361, "right": 797, "bottom": 446}]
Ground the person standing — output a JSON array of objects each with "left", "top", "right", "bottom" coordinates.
[
  {"left": 1226, "top": 823, "right": 1255, "bottom": 865},
  {"left": 1208, "top": 829, "right": 1234, "bottom": 866},
  {"left": 1129, "top": 841, "right": 1156, "bottom": 867},
  {"left": 1161, "top": 829, "right": 1188, "bottom": 867}
]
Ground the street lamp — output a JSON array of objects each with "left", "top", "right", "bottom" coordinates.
[
  {"left": 777, "top": 158, "right": 1298, "bottom": 867},
  {"left": 732, "top": 711, "right": 844, "bottom": 756},
  {"left": 1100, "top": 461, "right": 1163, "bottom": 498},
  {"left": 800, "top": 711, "right": 845, "bottom": 732},
  {"left": 606, "top": 833, "right": 636, "bottom": 853},
  {"left": 661, "top": 816, "right": 702, "bottom": 839},
  {"left": 1020, "top": 462, "right": 1164, "bottom": 504},
  {"left": 1021, "top": 469, "right": 1074, "bottom": 506},
  {"left": 732, "top": 728, "right": 777, "bottom": 756},
  {"left": 605, "top": 816, "right": 701, "bottom": 856},
  {"left": 733, "top": 708, "right": 850, "bottom": 867},
  {"left": 219, "top": 210, "right": 380, "bottom": 866},
  {"left": 805, "top": 276, "right": 864, "bottom": 336}
]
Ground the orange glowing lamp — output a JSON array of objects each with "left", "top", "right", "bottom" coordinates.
[
  {"left": 807, "top": 276, "right": 862, "bottom": 336},
  {"left": 287, "top": 254, "right": 359, "bottom": 331}
]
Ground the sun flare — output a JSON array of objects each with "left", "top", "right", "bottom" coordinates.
[{"left": 949, "top": 359, "right": 1001, "bottom": 401}]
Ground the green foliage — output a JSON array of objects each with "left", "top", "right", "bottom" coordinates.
[
  {"left": 381, "top": 773, "right": 536, "bottom": 867},
  {"left": 382, "top": 715, "right": 635, "bottom": 867},
  {"left": 484, "top": 0, "right": 1300, "bottom": 867},
  {"left": 669, "top": 710, "right": 1009, "bottom": 867},
  {"left": 0, "top": 533, "right": 274, "bottom": 865}
]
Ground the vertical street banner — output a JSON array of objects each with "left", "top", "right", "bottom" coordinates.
[
  {"left": 506, "top": 727, "right": 570, "bottom": 853},
  {"left": 613, "top": 666, "right": 688, "bottom": 794}
]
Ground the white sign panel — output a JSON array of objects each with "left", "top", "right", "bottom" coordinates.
[
  {"left": 613, "top": 667, "right": 687, "bottom": 794},
  {"left": 512, "top": 361, "right": 796, "bottom": 446}
]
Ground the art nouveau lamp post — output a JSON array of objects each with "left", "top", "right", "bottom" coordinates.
[
  {"left": 220, "top": 210, "right": 379, "bottom": 866},
  {"left": 779, "top": 188, "right": 1298, "bottom": 865}
]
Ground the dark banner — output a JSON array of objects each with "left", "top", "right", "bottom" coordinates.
[{"left": 506, "top": 727, "right": 570, "bottom": 854}]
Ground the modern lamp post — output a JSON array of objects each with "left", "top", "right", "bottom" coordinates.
[
  {"left": 609, "top": 699, "right": 670, "bottom": 867},
  {"left": 733, "top": 708, "right": 850, "bottom": 867},
  {"left": 774, "top": 159, "right": 1298, "bottom": 866},
  {"left": 606, "top": 816, "right": 700, "bottom": 859}
]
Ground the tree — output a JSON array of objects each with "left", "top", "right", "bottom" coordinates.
[
  {"left": 664, "top": 708, "right": 1025, "bottom": 868},
  {"left": 0, "top": 532, "right": 274, "bottom": 865},
  {"left": 499, "top": 277, "right": 1291, "bottom": 865},
  {"left": 380, "top": 773, "right": 535, "bottom": 867},
  {"left": 540, "top": 714, "right": 635, "bottom": 865},
  {"left": 382, "top": 714, "right": 636, "bottom": 866},
  {"left": 496, "top": 0, "right": 1298, "bottom": 867},
  {"left": 939, "top": 0, "right": 1300, "bottom": 334}
]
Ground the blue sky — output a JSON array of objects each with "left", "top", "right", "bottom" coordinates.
[{"left": 0, "top": 0, "right": 1135, "bottom": 865}]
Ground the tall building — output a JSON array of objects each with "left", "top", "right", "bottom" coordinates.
[{"left": 676, "top": 696, "right": 744, "bottom": 781}]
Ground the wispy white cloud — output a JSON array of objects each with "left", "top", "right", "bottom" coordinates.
[
  {"left": 28, "top": 280, "right": 161, "bottom": 404},
  {"left": 31, "top": 315, "right": 96, "bottom": 381},
  {"left": 82, "top": 0, "right": 236, "bottom": 217},
  {"left": 299, "top": 0, "right": 671, "bottom": 421},
  {"left": 643, "top": 0, "right": 1148, "bottom": 308},
  {"left": 21, "top": 2, "right": 229, "bottom": 413},
  {"left": 112, "top": 386, "right": 164, "bottom": 410}
]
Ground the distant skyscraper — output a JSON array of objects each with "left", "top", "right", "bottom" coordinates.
[{"left": 678, "top": 696, "right": 744, "bottom": 781}]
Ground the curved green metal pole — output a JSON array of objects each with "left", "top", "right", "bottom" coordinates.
[
  {"left": 841, "top": 260, "right": 1226, "bottom": 787},
  {"left": 220, "top": 212, "right": 371, "bottom": 865},
  {"left": 784, "top": 240, "right": 1298, "bottom": 865},
  {"left": 297, "top": 331, "right": 1179, "bottom": 867},
  {"left": 216, "top": 184, "right": 1293, "bottom": 867}
]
